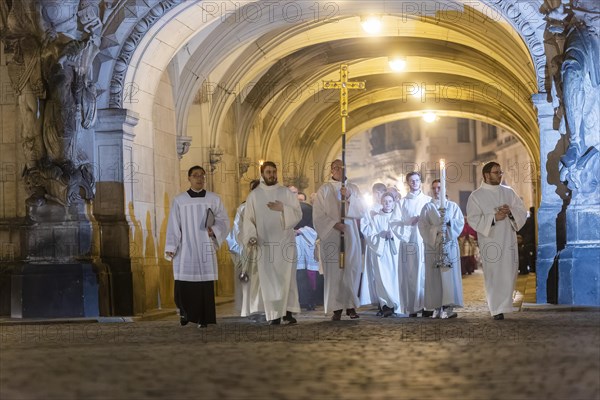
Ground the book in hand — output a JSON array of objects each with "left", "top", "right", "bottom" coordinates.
[{"left": 205, "top": 208, "right": 215, "bottom": 228}]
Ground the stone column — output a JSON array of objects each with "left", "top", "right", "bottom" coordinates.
[
  {"left": 94, "top": 108, "right": 139, "bottom": 315},
  {"left": 533, "top": 93, "right": 567, "bottom": 304}
]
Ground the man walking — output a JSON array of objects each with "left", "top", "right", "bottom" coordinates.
[
  {"left": 165, "top": 166, "right": 230, "bottom": 328},
  {"left": 467, "top": 162, "right": 527, "bottom": 320},
  {"left": 241, "top": 161, "right": 303, "bottom": 325},
  {"left": 313, "top": 159, "right": 366, "bottom": 320}
]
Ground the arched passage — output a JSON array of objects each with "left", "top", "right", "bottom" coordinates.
[{"left": 89, "top": 0, "right": 572, "bottom": 311}]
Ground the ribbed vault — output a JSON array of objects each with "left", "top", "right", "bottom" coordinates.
[
  {"left": 174, "top": 3, "right": 540, "bottom": 175},
  {"left": 105, "top": 0, "right": 544, "bottom": 180}
]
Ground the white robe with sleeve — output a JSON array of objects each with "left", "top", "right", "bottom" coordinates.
[
  {"left": 392, "top": 191, "right": 431, "bottom": 314},
  {"left": 419, "top": 199, "right": 465, "bottom": 310},
  {"left": 226, "top": 202, "right": 263, "bottom": 317},
  {"left": 296, "top": 226, "right": 320, "bottom": 271},
  {"left": 313, "top": 180, "right": 366, "bottom": 313},
  {"left": 359, "top": 204, "right": 383, "bottom": 306},
  {"left": 165, "top": 191, "right": 229, "bottom": 281},
  {"left": 240, "top": 183, "right": 302, "bottom": 321},
  {"left": 467, "top": 182, "right": 527, "bottom": 316},
  {"left": 361, "top": 209, "right": 401, "bottom": 311}
]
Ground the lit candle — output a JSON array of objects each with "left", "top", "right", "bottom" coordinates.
[{"left": 440, "top": 159, "right": 446, "bottom": 209}]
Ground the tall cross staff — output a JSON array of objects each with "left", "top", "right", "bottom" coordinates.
[{"left": 323, "top": 65, "right": 365, "bottom": 268}]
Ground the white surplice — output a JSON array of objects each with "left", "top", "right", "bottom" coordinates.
[
  {"left": 467, "top": 182, "right": 527, "bottom": 316},
  {"left": 359, "top": 204, "right": 382, "bottom": 306},
  {"left": 392, "top": 191, "right": 431, "bottom": 314},
  {"left": 296, "top": 226, "right": 319, "bottom": 272},
  {"left": 165, "top": 191, "right": 230, "bottom": 281},
  {"left": 419, "top": 199, "right": 465, "bottom": 310},
  {"left": 361, "top": 209, "right": 401, "bottom": 311},
  {"left": 313, "top": 180, "right": 366, "bottom": 313},
  {"left": 240, "top": 182, "right": 302, "bottom": 321}
]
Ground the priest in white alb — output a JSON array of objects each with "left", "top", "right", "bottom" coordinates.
[
  {"left": 467, "top": 162, "right": 527, "bottom": 320},
  {"left": 225, "top": 179, "right": 263, "bottom": 319},
  {"left": 241, "top": 161, "right": 303, "bottom": 325},
  {"left": 165, "top": 166, "right": 230, "bottom": 328},
  {"left": 313, "top": 159, "right": 366, "bottom": 320},
  {"left": 419, "top": 179, "right": 465, "bottom": 319}
]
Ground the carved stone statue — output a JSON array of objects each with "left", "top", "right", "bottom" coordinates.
[
  {"left": 545, "top": 0, "right": 600, "bottom": 201},
  {"left": 0, "top": 0, "right": 101, "bottom": 208}
]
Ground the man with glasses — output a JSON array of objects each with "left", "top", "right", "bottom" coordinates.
[
  {"left": 466, "top": 162, "right": 527, "bottom": 320},
  {"left": 165, "top": 166, "right": 230, "bottom": 328}
]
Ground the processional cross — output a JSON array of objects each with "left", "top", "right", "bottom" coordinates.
[{"left": 323, "top": 65, "right": 365, "bottom": 268}]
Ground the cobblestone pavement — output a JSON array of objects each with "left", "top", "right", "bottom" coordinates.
[{"left": 1, "top": 271, "right": 599, "bottom": 400}]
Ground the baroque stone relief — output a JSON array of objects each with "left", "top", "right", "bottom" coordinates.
[
  {"left": 544, "top": 0, "right": 600, "bottom": 203},
  {"left": 0, "top": 0, "right": 103, "bottom": 208}
]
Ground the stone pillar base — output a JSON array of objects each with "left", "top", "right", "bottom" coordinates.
[
  {"left": 557, "top": 205, "right": 600, "bottom": 305},
  {"left": 558, "top": 245, "right": 600, "bottom": 305},
  {"left": 10, "top": 263, "right": 107, "bottom": 318}
]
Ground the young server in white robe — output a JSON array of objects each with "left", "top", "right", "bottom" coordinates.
[
  {"left": 225, "top": 179, "right": 263, "bottom": 319},
  {"left": 165, "top": 166, "right": 230, "bottom": 328},
  {"left": 392, "top": 172, "right": 431, "bottom": 316},
  {"left": 313, "top": 159, "right": 366, "bottom": 320},
  {"left": 361, "top": 192, "right": 401, "bottom": 317},
  {"left": 419, "top": 180, "right": 465, "bottom": 319},
  {"left": 359, "top": 182, "right": 388, "bottom": 310},
  {"left": 241, "top": 161, "right": 303, "bottom": 325},
  {"left": 467, "top": 162, "right": 527, "bottom": 320}
]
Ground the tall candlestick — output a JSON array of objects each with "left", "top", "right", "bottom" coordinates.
[{"left": 440, "top": 159, "right": 446, "bottom": 209}]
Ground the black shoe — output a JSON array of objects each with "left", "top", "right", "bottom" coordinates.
[
  {"left": 493, "top": 313, "right": 504, "bottom": 320},
  {"left": 268, "top": 318, "right": 281, "bottom": 325},
  {"left": 382, "top": 305, "right": 394, "bottom": 318},
  {"left": 180, "top": 315, "right": 189, "bottom": 326},
  {"left": 346, "top": 308, "right": 359, "bottom": 319},
  {"left": 197, "top": 323, "right": 208, "bottom": 328},
  {"left": 444, "top": 312, "right": 458, "bottom": 319},
  {"left": 409, "top": 313, "right": 418, "bottom": 318},
  {"left": 282, "top": 312, "right": 297, "bottom": 324},
  {"left": 331, "top": 310, "right": 342, "bottom": 321},
  {"left": 422, "top": 310, "right": 434, "bottom": 318}
]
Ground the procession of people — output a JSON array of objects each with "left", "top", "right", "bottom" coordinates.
[{"left": 166, "top": 161, "right": 529, "bottom": 327}]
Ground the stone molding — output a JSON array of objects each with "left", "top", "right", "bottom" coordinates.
[{"left": 108, "top": 0, "right": 183, "bottom": 108}]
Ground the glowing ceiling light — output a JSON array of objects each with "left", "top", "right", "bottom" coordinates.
[
  {"left": 361, "top": 16, "right": 382, "bottom": 35},
  {"left": 423, "top": 112, "right": 437, "bottom": 123},
  {"left": 388, "top": 57, "right": 406, "bottom": 72}
]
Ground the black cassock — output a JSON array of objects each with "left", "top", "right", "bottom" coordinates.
[{"left": 174, "top": 189, "right": 217, "bottom": 325}]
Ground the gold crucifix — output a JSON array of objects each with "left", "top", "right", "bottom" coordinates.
[
  {"left": 322, "top": 65, "right": 366, "bottom": 268},
  {"left": 323, "top": 65, "right": 366, "bottom": 134}
]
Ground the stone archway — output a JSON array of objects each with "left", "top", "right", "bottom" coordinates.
[
  {"left": 93, "top": 0, "right": 600, "bottom": 309},
  {"left": 1, "top": 1, "right": 597, "bottom": 317}
]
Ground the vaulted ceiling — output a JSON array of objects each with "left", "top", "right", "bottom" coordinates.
[{"left": 111, "top": 1, "right": 544, "bottom": 168}]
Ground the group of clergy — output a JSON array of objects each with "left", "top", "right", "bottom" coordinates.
[
  {"left": 359, "top": 173, "right": 464, "bottom": 319},
  {"left": 166, "top": 160, "right": 527, "bottom": 328}
]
